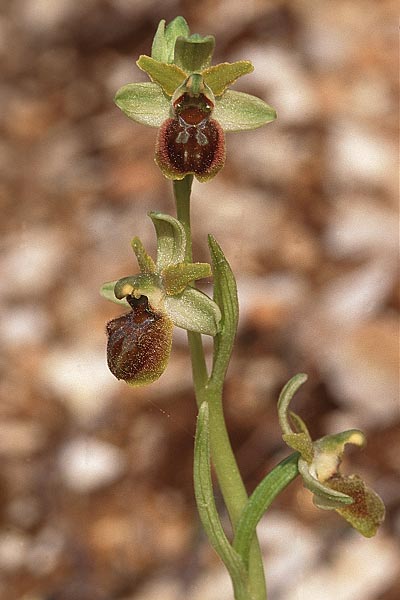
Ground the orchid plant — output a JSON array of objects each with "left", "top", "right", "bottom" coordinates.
[{"left": 101, "top": 17, "right": 385, "bottom": 600}]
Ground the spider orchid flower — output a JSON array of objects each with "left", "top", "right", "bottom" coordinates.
[{"left": 114, "top": 17, "right": 276, "bottom": 181}]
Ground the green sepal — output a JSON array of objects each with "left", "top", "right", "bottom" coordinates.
[
  {"left": 114, "top": 83, "right": 170, "bottom": 127},
  {"left": 151, "top": 20, "right": 168, "bottom": 62},
  {"left": 136, "top": 55, "right": 187, "bottom": 96},
  {"left": 164, "top": 287, "right": 221, "bottom": 336},
  {"left": 174, "top": 34, "right": 215, "bottom": 72},
  {"left": 208, "top": 235, "right": 239, "bottom": 381},
  {"left": 202, "top": 61, "right": 254, "bottom": 96},
  {"left": 130, "top": 237, "right": 156, "bottom": 274},
  {"left": 151, "top": 17, "right": 191, "bottom": 64},
  {"left": 213, "top": 90, "right": 277, "bottom": 132},
  {"left": 162, "top": 262, "right": 212, "bottom": 295},
  {"left": 194, "top": 402, "right": 248, "bottom": 595},
  {"left": 277, "top": 373, "right": 308, "bottom": 435},
  {"left": 328, "top": 475, "right": 385, "bottom": 538},
  {"left": 164, "top": 17, "right": 190, "bottom": 63},
  {"left": 100, "top": 280, "right": 129, "bottom": 306},
  {"left": 149, "top": 212, "right": 186, "bottom": 270}
]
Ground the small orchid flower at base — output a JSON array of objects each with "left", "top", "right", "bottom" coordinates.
[
  {"left": 114, "top": 16, "right": 276, "bottom": 182},
  {"left": 277, "top": 374, "right": 385, "bottom": 538},
  {"left": 101, "top": 212, "right": 221, "bottom": 386}
]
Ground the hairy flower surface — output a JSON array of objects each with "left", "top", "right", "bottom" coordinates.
[{"left": 114, "top": 17, "right": 276, "bottom": 181}]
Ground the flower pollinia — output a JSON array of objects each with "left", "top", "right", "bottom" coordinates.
[
  {"left": 101, "top": 212, "right": 221, "bottom": 386},
  {"left": 114, "top": 16, "right": 276, "bottom": 181},
  {"left": 277, "top": 374, "right": 385, "bottom": 537}
]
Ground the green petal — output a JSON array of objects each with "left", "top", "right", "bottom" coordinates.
[
  {"left": 149, "top": 212, "right": 186, "bottom": 270},
  {"left": 202, "top": 61, "right": 254, "bottom": 96},
  {"left": 100, "top": 280, "right": 129, "bottom": 306},
  {"left": 329, "top": 475, "right": 385, "bottom": 537},
  {"left": 213, "top": 90, "right": 277, "bottom": 132},
  {"left": 162, "top": 262, "right": 212, "bottom": 295},
  {"left": 114, "top": 83, "right": 170, "bottom": 127},
  {"left": 136, "top": 55, "right": 187, "bottom": 96},
  {"left": 164, "top": 288, "right": 221, "bottom": 336},
  {"left": 130, "top": 237, "right": 156, "bottom": 274},
  {"left": 174, "top": 35, "right": 215, "bottom": 72},
  {"left": 298, "top": 458, "right": 354, "bottom": 509}
]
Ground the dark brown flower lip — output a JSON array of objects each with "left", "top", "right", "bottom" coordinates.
[{"left": 106, "top": 295, "right": 173, "bottom": 385}]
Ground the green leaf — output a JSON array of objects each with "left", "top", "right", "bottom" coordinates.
[
  {"left": 233, "top": 453, "right": 299, "bottom": 568},
  {"left": 130, "top": 237, "right": 156, "bottom": 273},
  {"left": 164, "top": 287, "right": 221, "bottom": 336},
  {"left": 203, "top": 61, "right": 254, "bottom": 96},
  {"left": 136, "top": 55, "right": 187, "bottom": 96},
  {"left": 208, "top": 235, "right": 239, "bottom": 382},
  {"left": 174, "top": 35, "right": 215, "bottom": 72},
  {"left": 194, "top": 402, "right": 248, "bottom": 594},
  {"left": 100, "top": 280, "right": 129, "bottom": 306},
  {"left": 162, "top": 262, "right": 212, "bottom": 295},
  {"left": 213, "top": 90, "right": 277, "bottom": 132},
  {"left": 114, "top": 83, "right": 170, "bottom": 127},
  {"left": 149, "top": 212, "right": 186, "bottom": 270}
]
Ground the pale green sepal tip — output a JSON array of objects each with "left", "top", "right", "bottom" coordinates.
[
  {"left": 164, "top": 288, "right": 222, "bottom": 336},
  {"left": 136, "top": 55, "right": 187, "bottom": 96},
  {"left": 298, "top": 458, "right": 354, "bottom": 508},
  {"left": 202, "top": 61, "right": 254, "bottom": 96},
  {"left": 114, "top": 83, "right": 170, "bottom": 127},
  {"left": 174, "top": 35, "right": 215, "bottom": 72},
  {"left": 213, "top": 90, "right": 277, "bottom": 132},
  {"left": 149, "top": 212, "right": 186, "bottom": 270},
  {"left": 162, "top": 262, "right": 212, "bottom": 295},
  {"left": 100, "top": 280, "right": 129, "bottom": 306},
  {"left": 131, "top": 237, "right": 156, "bottom": 274}
]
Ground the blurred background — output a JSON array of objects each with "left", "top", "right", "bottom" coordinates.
[{"left": 0, "top": 1, "right": 399, "bottom": 599}]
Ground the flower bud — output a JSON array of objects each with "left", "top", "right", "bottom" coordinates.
[{"left": 106, "top": 295, "right": 173, "bottom": 386}]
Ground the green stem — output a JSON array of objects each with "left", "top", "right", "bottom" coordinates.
[{"left": 174, "top": 177, "right": 266, "bottom": 600}]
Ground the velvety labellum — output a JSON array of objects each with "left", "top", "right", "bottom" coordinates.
[
  {"left": 156, "top": 92, "right": 225, "bottom": 181},
  {"left": 106, "top": 295, "right": 172, "bottom": 386}
]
